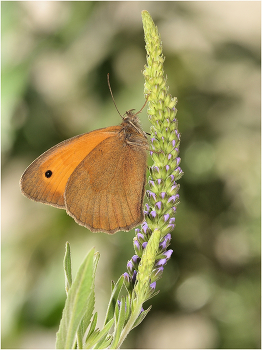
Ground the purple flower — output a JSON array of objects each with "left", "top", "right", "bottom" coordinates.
[
  {"left": 127, "top": 260, "right": 133, "bottom": 269},
  {"left": 141, "top": 222, "right": 150, "bottom": 235},
  {"left": 144, "top": 205, "right": 150, "bottom": 216},
  {"left": 150, "top": 210, "right": 157, "bottom": 219},
  {"left": 149, "top": 180, "right": 155, "bottom": 187},
  {"left": 156, "top": 258, "right": 167, "bottom": 266},
  {"left": 167, "top": 195, "right": 179, "bottom": 204},
  {"left": 156, "top": 201, "right": 162, "bottom": 210},
  {"left": 132, "top": 255, "right": 140, "bottom": 265},
  {"left": 137, "top": 233, "right": 145, "bottom": 242},
  {"left": 135, "top": 228, "right": 141, "bottom": 235},
  {"left": 164, "top": 233, "right": 172, "bottom": 242},
  {"left": 147, "top": 190, "right": 157, "bottom": 202},
  {"left": 134, "top": 239, "right": 140, "bottom": 250},
  {"left": 164, "top": 249, "right": 173, "bottom": 260},
  {"left": 132, "top": 270, "right": 137, "bottom": 285},
  {"left": 123, "top": 272, "right": 130, "bottom": 282},
  {"left": 150, "top": 266, "right": 164, "bottom": 283},
  {"left": 170, "top": 184, "right": 178, "bottom": 192},
  {"left": 151, "top": 137, "right": 157, "bottom": 144},
  {"left": 134, "top": 239, "right": 142, "bottom": 256},
  {"left": 158, "top": 229, "right": 172, "bottom": 250},
  {"left": 127, "top": 260, "right": 133, "bottom": 274},
  {"left": 152, "top": 165, "right": 160, "bottom": 174},
  {"left": 141, "top": 223, "right": 148, "bottom": 232},
  {"left": 159, "top": 239, "right": 167, "bottom": 250},
  {"left": 160, "top": 192, "right": 166, "bottom": 199},
  {"left": 164, "top": 213, "right": 170, "bottom": 222},
  {"left": 150, "top": 282, "right": 156, "bottom": 290}
]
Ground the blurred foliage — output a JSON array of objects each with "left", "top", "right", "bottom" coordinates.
[{"left": 1, "top": 2, "right": 260, "bottom": 349}]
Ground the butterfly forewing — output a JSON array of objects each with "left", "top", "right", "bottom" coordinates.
[{"left": 20, "top": 127, "right": 120, "bottom": 208}]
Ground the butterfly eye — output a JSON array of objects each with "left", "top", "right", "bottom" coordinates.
[{"left": 45, "top": 170, "right": 53, "bottom": 178}]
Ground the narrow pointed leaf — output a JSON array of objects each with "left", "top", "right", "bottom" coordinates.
[
  {"left": 78, "top": 290, "right": 95, "bottom": 343},
  {"left": 56, "top": 248, "right": 97, "bottom": 349},
  {"left": 125, "top": 295, "right": 130, "bottom": 323},
  {"left": 84, "top": 330, "right": 99, "bottom": 349},
  {"left": 95, "top": 335, "right": 113, "bottom": 349},
  {"left": 110, "top": 296, "right": 127, "bottom": 349},
  {"left": 64, "top": 242, "right": 72, "bottom": 294},
  {"left": 79, "top": 254, "right": 100, "bottom": 342},
  {"left": 88, "top": 318, "right": 114, "bottom": 349},
  {"left": 132, "top": 305, "right": 152, "bottom": 329},
  {"left": 103, "top": 275, "right": 124, "bottom": 326},
  {"left": 144, "top": 290, "right": 160, "bottom": 303},
  {"left": 85, "top": 312, "right": 98, "bottom": 341},
  {"left": 111, "top": 280, "right": 115, "bottom": 291}
]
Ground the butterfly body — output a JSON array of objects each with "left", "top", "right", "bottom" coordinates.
[{"left": 20, "top": 110, "right": 148, "bottom": 234}]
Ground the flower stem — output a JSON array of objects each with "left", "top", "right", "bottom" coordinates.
[{"left": 115, "top": 10, "right": 183, "bottom": 348}]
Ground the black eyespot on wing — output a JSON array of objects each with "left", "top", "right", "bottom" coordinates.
[{"left": 45, "top": 170, "right": 53, "bottom": 178}]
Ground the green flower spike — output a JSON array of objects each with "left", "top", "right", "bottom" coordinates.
[
  {"left": 117, "top": 10, "right": 183, "bottom": 347},
  {"left": 142, "top": 10, "right": 183, "bottom": 234}
]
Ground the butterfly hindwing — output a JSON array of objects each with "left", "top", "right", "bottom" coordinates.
[{"left": 65, "top": 135, "right": 147, "bottom": 233}]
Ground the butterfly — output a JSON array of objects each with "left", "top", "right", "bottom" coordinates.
[{"left": 20, "top": 75, "right": 149, "bottom": 234}]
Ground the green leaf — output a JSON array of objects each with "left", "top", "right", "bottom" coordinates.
[
  {"left": 79, "top": 253, "right": 100, "bottom": 343},
  {"left": 78, "top": 289, "right": 95, "bottom": 343},
  {"left": 56, "top": 248, "right": 98, "bottom": 349},
  {"left": 110, "top": 296, "right": 127, "bottom": 349},
  {"left": 84, "top": 330, "right": 99, "bottom": 349},
  {"left": 95, "top": 335, "right": 113, "bottom": 349},
  {"left": 64, "top": 242, "right": 73, "bottom": 294},
  {"left": 87, "top": 318, "right": 114, "bottom": 349},
  {"left": 85, "top": 312, "right": 98, "bottom": 340},
  {"left": 103, "top": 275, "right": 124, "bottom": 326},
  {"left": 111, "top": 280, "right": 115, "bottom": 291},
  {"left": 132, "top": 305, "right": 152, "bottom": 329},
  {"left": 144, "top": 290, "right": 160, "bottom": 303},
  {"left": 124, "top": 295, "right": 131, "bottom": 323}
]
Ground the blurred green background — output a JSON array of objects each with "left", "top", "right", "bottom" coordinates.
[{"left": 2, "top": 1, "right": 260, "bottom": 349}]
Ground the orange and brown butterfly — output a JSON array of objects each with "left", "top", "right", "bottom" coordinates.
[{"left": 20, "top": 75, "right": 149, "bottom": 234}]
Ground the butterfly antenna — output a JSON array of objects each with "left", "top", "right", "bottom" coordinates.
[
  {"left": 107, "top": 73, "right": 123, "bottom": 119},
  {"left": 134, "top": 95, "right": 149, "bottom": 116}
]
